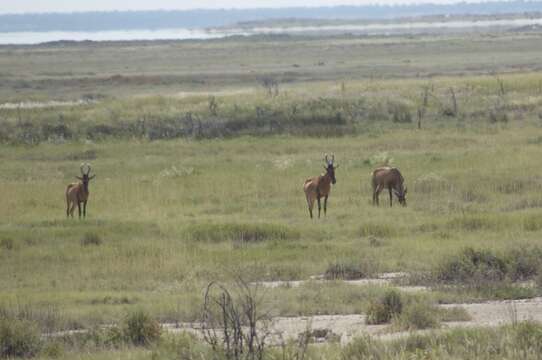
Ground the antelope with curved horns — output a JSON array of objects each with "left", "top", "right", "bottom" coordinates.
[
  {"left": 371, "top": 166, "right": 407, "bottom": 207},
  {"left": 303, "top": 154, "right": 338, "bottom": 219},
  {"left": 66, "top": 163, "right": 95, "bottom": 218}
]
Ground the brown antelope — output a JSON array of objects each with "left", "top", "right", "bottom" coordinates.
[
  {"left": 372, "top": 166, "right": 407, "bottom": 207},
  {"left": 303, "top": 154, "right": 338, "bottom": 219},
  {"left": 66, "top": 163, "right": 95, "bottom": 218}
]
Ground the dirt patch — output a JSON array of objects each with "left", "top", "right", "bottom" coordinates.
[
  {"left": 162, "top": 297, "right": 542, "bottom": 345},
  {"left": 253, "top": 272, "right": 428, "bottom": 293},
  {"left": 0, "top": 99, "right": 94, "bottom": 109}
]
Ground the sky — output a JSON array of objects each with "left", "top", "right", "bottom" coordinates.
[{"left": 0, "top": 0, "right": 489, "bottom": 14}]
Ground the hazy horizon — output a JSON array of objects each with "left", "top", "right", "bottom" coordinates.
[{"left": 0, "top": 0, "right": 520, "bottom": 14}]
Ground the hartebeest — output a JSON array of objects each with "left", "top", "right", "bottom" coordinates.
[
  {"left": 66, "top": 163, "right": 95, "bottom": 218},
  {"left": 303, "top": 154, "right": 338, "bottom": 219},
  {"left": 372, "top": 166, "right": 407, "bottom": 207}
]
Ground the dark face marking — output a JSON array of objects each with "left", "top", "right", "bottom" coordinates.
[
  {"left": 77, "top": 174, "right": 94, "bottom": 192},
  {"left": 326, "top": 164, "right": 336, "bottom": 184}
]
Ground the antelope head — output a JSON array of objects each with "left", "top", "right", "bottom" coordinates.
[
  {"left": 394, "top": 187, "right": 408, "bottom": 206},
  {"left": 76, "top": 163, "right": 96, "bottom": 191},
  {"left": 323, "top": 153, "right": 338, "bottom": 184}
]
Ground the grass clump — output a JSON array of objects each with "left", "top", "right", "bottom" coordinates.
[
  {"left": 324, "top": 259, "right": 376, "bottom": 280},
  {"left": 187, "top": 223, "right": 300, "bottom": 244},
  {"left": 523, "top": 215, "right": 542, "bottom": 232},
  {"left": 507, "top": 247, "right": 542, "bottom": 281},
  {"left": 122, "top": 310, "right": 161, "bottom": 346},
  {"left": 434, "top": 247, "right": 507, "bottom": 284},
  {"left": 438, "top": 307, "right": 472, "bottom": 322},
  {"left": 359, "top": 223, "right": 397, "bottom": 238},
  {"left": 447, "top": 216, "right": 497, "bottom": 232},
  {"left": 435, "top": 247, "right": 542, "bottom": 286},
  {"left": 0, "top": 238, "right": 15, "bottom": 251},
  {"left": 81, "top": 232, "right": 102, "bottom": 247},
  {"left": 345, "top": 321, "right": 542, "bottom": 359},
  {"left": 0, "top": 318, "right": 42, "bottom": 358},
  {"left": 366, "top": 289, "right": 403, "bottom": 325},
  {"left": 395, "top": 302, "right": 440, "bottom": 330}
]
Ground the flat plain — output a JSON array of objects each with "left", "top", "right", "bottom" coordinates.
[{"left": 2, "top": 29, "right": 542, "bottom": 359}]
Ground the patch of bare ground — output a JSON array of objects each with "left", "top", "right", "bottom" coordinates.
[
  {"left": 47, "top": 296, "right": 542, "bottom": 347},
  {"left": 252, "top": 272, "right": 429, "bottom": 293},
  {"left": 162, "top": 297, "right": 542, "bottom": 345},
  {"left": 0, "top": 99, "right": 95, "bottom": 109}
]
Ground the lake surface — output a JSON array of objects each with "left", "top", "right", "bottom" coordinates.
[{"left": 1, "top": 17, "right": 541, "bottom": 45}]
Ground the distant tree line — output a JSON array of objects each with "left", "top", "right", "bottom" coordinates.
[{"left": 1, "top": 1, "right": 542, "bottom": 32}]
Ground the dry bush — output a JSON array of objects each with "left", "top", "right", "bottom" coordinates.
[{"left": 202, "top": 279, "right": 270, "bottom": 360}]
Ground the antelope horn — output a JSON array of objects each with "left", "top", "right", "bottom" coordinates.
[
  {"left": 80, "top": 163, "right": 91, "bottom": 175},
  {"left": 331, "top": 154, "right": 335, "bottom": 164},
  {"left": 324, "top": 153, "right": 329, "bottom": 164}
]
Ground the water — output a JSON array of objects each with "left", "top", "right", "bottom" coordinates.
[{"left": 1, "top": 17, "right": 541, "bottom": 45}]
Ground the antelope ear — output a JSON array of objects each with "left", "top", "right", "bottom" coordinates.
[
  {"left": 323, "top": 165, "right": 327, "bottom": 170},
  {"left": 334, "top": 164, "right": 339, "bottom": 169},
  {"left": 89, "top": 175, "right": 96, "bottom": 180},
  {"left": 76, "top": 176, "right": 83, "bottom": 180}
]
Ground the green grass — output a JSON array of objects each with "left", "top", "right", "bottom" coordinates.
[{"left": 2, "top": 127, "right": 542, "bottom": 328}]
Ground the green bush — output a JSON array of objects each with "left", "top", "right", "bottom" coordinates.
[
  {"left": 396, "top": 302, "right": 440, "bottom": 330},
  {"left": 366, "top": 289, "right": 403, "bottom": 325},
  {"left": 435, "top": 247, "right": 507, "bottom": 284},
  {"left": 122, "top": 310, "right": 161, "bottom": 346},
  {"left": 0, "top": 318, "right": 42, "bottom": 358},
  {"left": 507, "top": 247, "right": 542, "bottom": 281}
]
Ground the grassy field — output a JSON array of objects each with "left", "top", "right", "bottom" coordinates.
[{"left": 2, "top": 30, "right": 542, "bottom": 358}]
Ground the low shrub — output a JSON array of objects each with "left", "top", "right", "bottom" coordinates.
[
  {"left": 435, "top": 247, "right": 542, "bottom": 285},
  {"left": 438, "top": 307, "right": 472, "bottom": 322},
  {"left": 434, "top": 247, "right": 507, "bottom": 284},
  {"left": 81, "top": 232, "right": 102, "bottom": 247},
  {"left": 122, "top": 310, "right": 161, "bottom": 346},
  {"left": 0, "top": 238, "right": 15, "bottom": 251},
  {"left": 366, "top": 289, "right": 403, "bottom": 325},
  {"left": 324, "top": 259, "right": 375, "bottom": 280},
  {"left": 395, "top": 302, "right": 440, "bottom": 330},
  {"left": 507, "top": 247, "right": 542, "bottom": 281},
  {"left": 0, "top": 318, "right": 42, "bottom": 358}
]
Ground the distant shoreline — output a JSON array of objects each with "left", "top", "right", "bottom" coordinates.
[
  {"left": 1, "top": 15, "right": 542, "bottom": 45},
  {"left": 1, "top": 1, "right": 542, "bottom": 33}
]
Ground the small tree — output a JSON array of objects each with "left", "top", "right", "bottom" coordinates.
[{"left": 202, "top": 278, "right": 270, "bottom": 360}]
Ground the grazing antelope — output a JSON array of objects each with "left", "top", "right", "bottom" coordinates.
[
  {"left": 372, "top": 167, "right": 407, "bottom": 207},
  {"left": 66, "top": 163, "right": 95, "bottom": 219},
  {"left": 303, "top": 154, "right": 338, "bottom": 219}
]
